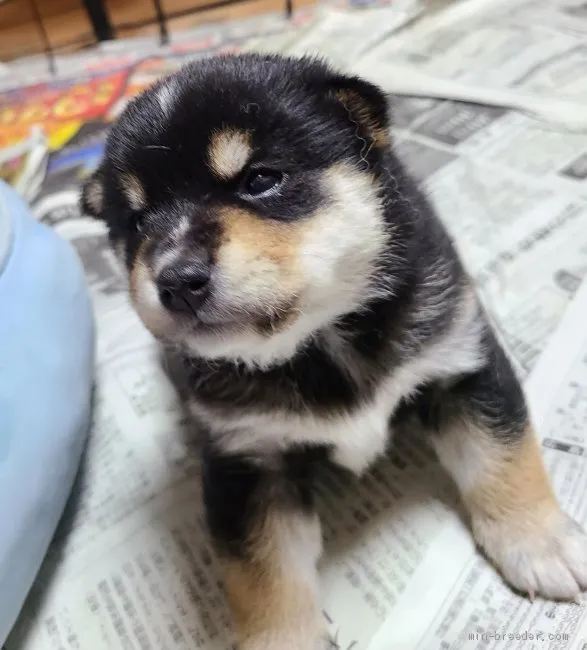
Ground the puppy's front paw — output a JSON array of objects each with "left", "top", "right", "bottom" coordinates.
[{"left": 474, "top": 508, "right": 587, "bottom": 600}]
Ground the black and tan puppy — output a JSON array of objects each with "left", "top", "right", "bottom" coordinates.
[{"left": 82, "top": 54, "right": 587, "bottom": 649}]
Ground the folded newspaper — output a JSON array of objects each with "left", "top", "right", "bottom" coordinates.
[{"left": 5, "top": 0, "right": 587, "bottom": 648}]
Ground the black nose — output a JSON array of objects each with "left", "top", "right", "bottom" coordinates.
[{"left": 157, "top": 259, "right": 211, "bottom": 314}]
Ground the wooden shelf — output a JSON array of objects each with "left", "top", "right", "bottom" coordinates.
[{"left": 0, "top": 0, "right": 296, "bottom": 62}]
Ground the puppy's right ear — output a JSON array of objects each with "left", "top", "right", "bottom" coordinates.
[{"left": 80, "top": 166, "right": 105, "bottom": 219}]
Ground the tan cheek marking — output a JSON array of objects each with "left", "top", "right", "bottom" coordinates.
[
  {"left": 129, "top": 238, "right": 155, "bottom": 302},
  {"left": 217, "top": 208, "right": 306, "bottom": 332},
  {"left": 120, "top": 173, "right": 147, "bottom": 211},
  {"left": 335, "top": 89, "right": 390, "bottom": 149},
  {"left": 219, "top": 206, "right": 302, "bottom": 264},
  {"left": 464, "top": 426, "right": 556, "bottom": 533},
  {"left": 208, "top": 128, "right": 252, "bottom": 180}
]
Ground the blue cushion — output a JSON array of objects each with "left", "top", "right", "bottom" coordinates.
[{"left": 0, "top": 181, "right": 95, "bottom": 645}]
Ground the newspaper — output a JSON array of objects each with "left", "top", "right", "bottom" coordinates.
[{"left": 245, "top": 1, "right": 424, "bottom": 66}]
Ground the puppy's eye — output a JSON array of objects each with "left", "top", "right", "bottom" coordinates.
[{"left": 243, "top": 169, "right": 283, "bottom": 196}]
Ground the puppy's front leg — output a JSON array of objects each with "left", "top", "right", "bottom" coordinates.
[
  {"left": 202, "top": 446, "right": 328, "bottom": 650},
  {"left": 431, "top": 338, "right": 587, "bottom": 600}
]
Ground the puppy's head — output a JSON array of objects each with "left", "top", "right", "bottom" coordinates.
[{"left": 82, "top": 54, "right": 392, "bottom": 366}]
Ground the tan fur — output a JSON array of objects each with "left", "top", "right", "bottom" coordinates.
[
  {"left": 129, "top": 238, "right": 152, "bottom": 300},
  {"left": 219, "top": 509, "right": 324, "bottom": 649},
  {"left": 221, "top": 559, "right": 320, "bottom": 644},
  {"left": 334, "top": 89, "right": 390, "bottom": 149},
  {"left": 433, "top": 420, "right": 557, "bottom": 532},
  {"left": 431, "top": 420, "right": 587, "bottom": 600},
  {"left": 129, "top": 259, "right": 148, "bottom": 302},
  {"left": 465, "top": 427, "right": 556, "bottom": 531},
  {"left": 220, "top": 206, "right": 302, "bottom": 265},
  {"left": 216, "top": 206, "right": 304, "bottom": 330},
  {"left": 84, "top": 177, "right": 104, "bottom": 215},
  {"left": 208, "top": 128, "right": 252, "bottom": 180},
  {"left": 120, "top": 173, "right": 147, "bottom": 211}
]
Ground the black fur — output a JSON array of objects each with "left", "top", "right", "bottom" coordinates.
[
  {"left": 203, "top": 443, "right": 329, "bottom": 559},
  {"left": 90, "top": 55, "right": 389, "bottom": 243}
]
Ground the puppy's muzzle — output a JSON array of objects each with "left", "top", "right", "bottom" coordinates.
[{"left": 157, "top": 255, "right": 211, "bottom": 314}]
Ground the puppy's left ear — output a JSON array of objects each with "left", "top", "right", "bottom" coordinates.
[
  {"left": 80, "top": 165, "right": 105, "bottom": 219},
  {"left": 326, "top": 74, "right": 390, "bottom": 148}
]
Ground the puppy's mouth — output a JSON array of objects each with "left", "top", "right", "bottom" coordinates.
[
  {"left": 180, "top": 304, "right": 301, "bottom": 352},
  {"left": 168, "top": 296, "right": 244, "bottom": 333},
  {"left": 189, "top": 306, "right": 244, "bottom": 332},
  {"left": 164, "top": 293, "right": 294, "bottom": 339}
]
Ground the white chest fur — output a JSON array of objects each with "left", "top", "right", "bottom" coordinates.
[
  {"left": 190, "top": 292, "right": 485, "bottom": 474},
  {"left": 192, "top": 394, "right": 394, "bottom": 474}
]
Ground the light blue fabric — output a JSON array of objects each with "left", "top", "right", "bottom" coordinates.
[{"left": 0, "top": 181, "right": 95, "bottom": 644}]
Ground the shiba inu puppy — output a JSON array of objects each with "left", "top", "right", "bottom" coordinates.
[{"left": 82, "top": 53, "right": 587, "bottom": 650}]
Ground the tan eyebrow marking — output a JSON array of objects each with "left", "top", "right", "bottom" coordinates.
[
  {"left": 84, "top": 177, "right": 104, "bottom": 215},
  {"left": 120, "top": 173, "right": 147, "bottom": 211},
  {"left": 207, "top": 128, "right": 252, "bottom": 180}
]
